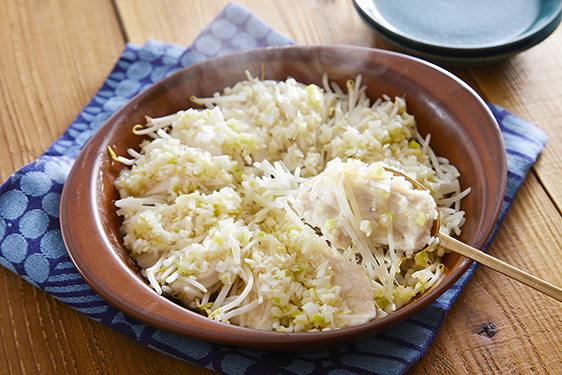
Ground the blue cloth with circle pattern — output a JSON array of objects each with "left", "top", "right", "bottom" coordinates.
[{"left": 0, "top": 3, "right": 548, "bottom": 375}]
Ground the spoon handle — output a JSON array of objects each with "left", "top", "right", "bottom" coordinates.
[{"left": 438, "top": 233, "right": 562, "bottom": 303}]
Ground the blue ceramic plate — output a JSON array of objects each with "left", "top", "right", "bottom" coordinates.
[{"left": 353, "top": 0, "right": 562, "bottom": 65}]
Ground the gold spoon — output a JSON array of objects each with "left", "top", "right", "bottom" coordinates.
[{"left": 385, "top": 167, "right": 562, "bottom": 303}]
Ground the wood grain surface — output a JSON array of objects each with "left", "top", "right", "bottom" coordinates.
[{"left": 1, "top": 0, "right": 561, "bottom": 374}]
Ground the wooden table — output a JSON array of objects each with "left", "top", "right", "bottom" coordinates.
[{"left": 1, "top": 1, "right": 562, "bottom": 374}]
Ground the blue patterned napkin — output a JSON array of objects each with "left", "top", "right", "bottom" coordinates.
[{"left": 0, "top": 3, "right": 548, "bottom": 375}]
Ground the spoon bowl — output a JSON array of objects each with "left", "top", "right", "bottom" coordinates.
[{"left": 385, "top": 166, "right": 562, "bottom": 303}]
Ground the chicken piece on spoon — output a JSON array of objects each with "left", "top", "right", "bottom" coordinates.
[{"left": 294, "top": 158, "right": 438, "bottom": 256}]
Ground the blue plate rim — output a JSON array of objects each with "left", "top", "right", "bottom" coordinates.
[{"left": 353, "top": 0, "right": 562, "bottom": 55}]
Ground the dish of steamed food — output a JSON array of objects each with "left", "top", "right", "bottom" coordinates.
[{"left": 112, "top": 71, "right": 471, "bottom": 332}]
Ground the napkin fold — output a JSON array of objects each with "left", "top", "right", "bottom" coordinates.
[{"left": 0, "top": 3, "right": 548, "bottom": 375}]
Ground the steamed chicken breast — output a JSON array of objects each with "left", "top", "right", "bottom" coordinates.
[
  {"left": 238, "top": 240, "right": 378, "bottom": 331},
  {"left": 295, "top": 158, "right": 438, "bottom": 255}
]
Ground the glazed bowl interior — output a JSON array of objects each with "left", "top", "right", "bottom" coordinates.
[{"left": 60, "top": 45, "right": 507, "bottom": 351}]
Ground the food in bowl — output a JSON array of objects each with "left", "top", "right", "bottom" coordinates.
[
  {"left": 294, "top": 158, "right": 439, "bottom": 257},
  {"left": 112, "top": 71, "right": 470, "bottom": 332}
]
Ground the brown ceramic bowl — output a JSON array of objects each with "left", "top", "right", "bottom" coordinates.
[{"left": 60, "top": 45, "right": 507, "bottom": 351}]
